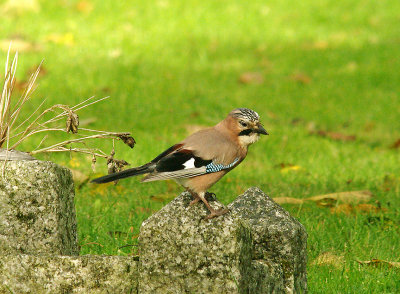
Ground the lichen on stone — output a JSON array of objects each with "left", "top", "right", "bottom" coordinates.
[
  {"left": 139, "top": 187, "right": 307, "bottom": 293},
  {"left": 0, "top": 254, "right": 139, "bottom": 294},
  {"left": 0, "top": 160, "right": 79, "bottom": 256}
]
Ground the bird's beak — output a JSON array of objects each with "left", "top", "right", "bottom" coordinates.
[{"left": 256, "top": 123, "right": 269, "bottom": 135}]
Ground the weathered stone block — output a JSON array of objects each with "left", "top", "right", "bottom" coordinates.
[
  {"left": 230, "top": 187, "right": 308, "bottom": 293},
  {"left": 139, "top": 187, "right": 307, "bottom": 293},
  {"left": 0, "top": 159, "right": 79, "bottom": 255},
  {"left": 0, "top": 254, "right": 138, "bottom": 293}
]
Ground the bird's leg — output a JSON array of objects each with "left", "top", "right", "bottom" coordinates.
[
  {"left": 191, "top": 192, "right": 216, "bottom": 205},
  {"left": 198, "top": 192, "right": 229, "bottom": 220},
  {"left": 188, "top": 190, "right": 201, "bottom": 206}
]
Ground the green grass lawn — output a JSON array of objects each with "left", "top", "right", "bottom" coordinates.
[{"left": 2, "top": 0, "right": 400, "bottom": 292}]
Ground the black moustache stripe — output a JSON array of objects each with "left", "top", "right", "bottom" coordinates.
[{"left": 238, "top": 129, "right": 253, "bottom": 136}]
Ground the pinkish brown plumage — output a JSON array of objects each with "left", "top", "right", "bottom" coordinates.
[{"left": 92, "top": 108, "right": 268, "bottom": 219}]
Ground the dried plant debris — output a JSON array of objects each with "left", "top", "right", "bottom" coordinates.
[
  {"left": 330, "top": 202, "right": 386, "bottom": 215},
  {"left": 390, "top": 138, "right": 400, "bottom": 149},
  {"left": 312, "top": 252, "right": 345, "bottom": 269},
  {"left": 66, "top": 110, "right": 79, "bottom": 134},
  {"left": 273, "top": 197, "right": 304, "bottom": 205},
  {"left": 307, "top": 190, "right": 373, "bottom": 205},
  {"left": 273, "top": 190, "right": 373, "bottom": 206},
  {"left": 116, "top": 133, "right": 136, "bottom": 148},
  {"left": 1, "top": 47, "right": 135, "bottom": 172},
  {"left": 356, "top": 259, "right": 400, "bottom": 270},
  {"left": 238, "top": 72, "right": 264, "bottom": 84},
  {"left": 106, "top": 148, "right": 130, "bottom": 184},
  {"left": 290, "top": 72, "right": 311, "bottom": 84}
]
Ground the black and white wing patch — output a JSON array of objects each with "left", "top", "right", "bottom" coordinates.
[{"left": 141, "top": 147, "right": 239, "bottom": 182}]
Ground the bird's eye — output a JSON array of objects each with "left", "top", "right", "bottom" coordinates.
[{"left": 239, "top": 120, "right": 248, "bottom": 128}]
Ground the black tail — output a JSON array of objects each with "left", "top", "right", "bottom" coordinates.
[{"left": 91, "top": 164, "right": 153, "bottom": 184}]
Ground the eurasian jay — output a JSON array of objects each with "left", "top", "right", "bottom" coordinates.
[{"left": 92, "top": 108, "right": 268, "bottom": 219}]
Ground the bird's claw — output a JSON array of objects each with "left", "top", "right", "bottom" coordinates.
[{"left": 204, "top": 208, "right": 229, "bottom": 220}]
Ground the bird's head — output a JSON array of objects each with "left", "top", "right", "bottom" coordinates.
[{"left": 228, "top": 108, "right": 268, "bottom": 147}]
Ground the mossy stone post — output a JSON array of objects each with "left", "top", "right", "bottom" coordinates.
[
  {"left": 139, "top": 187, "right": 308, "bottom": 293},
  {"left": 0, "top": 150, "right": 306, "bottom": 293},
  {"left": 0, "top": 150, "right": 139, "bottom": 293},
  {"left": 0, "top": 150, "right": 79, "bottom": 255}
]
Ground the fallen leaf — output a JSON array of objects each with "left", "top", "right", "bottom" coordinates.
[
  {"left": 273, "top": 197, "right": 304, "bottom": 205},
  {"left": 46, "top": 33, "right": 75, "bottom": 46},
  {"left": 312, "top": 40, "right": 329, "bottom": 50},
  {"left": 76, "top": 0, "right": 93, "bottom": 13},
  {"left": 190, "top": 111, "right": 200, "bottom": 118},
  {"left": 1, "top": 0, "right": 40, "bottom": 14},
  {"left": 356, "top": 203, "right": 385, "bottom": 214},
  {"left": 311, "top": 130, "right": 356, "bottom": 141},
  {"left": 390, "top": 139, "right": 400, "bottom": 149},
  {"left": 108, "top": 48, "right": 121, "bottom": 58},
  {"left": 275, "top": 162, "right": 295, "bottom": 169},
  {"left": 330, "top": 203, "right": 386, "bottom": 215},
  {"left": 356, "top": 259, "right": 400, "bottom": 269},
  {"left": 238, "top": 72, "right": 264, "bottom": 84},
  {"left": 307, "top": 190, "right": 373, "bottom": 206},
  {"left": 290, "top": 73, "right": 311, "bottom": 84},
  {"left": 26, "top": 63, "right": 47, "bottom": 77},
  {"left": 330, "top": 203, "right": 354, "bottom": 215},
  {"left": 313, "top": 197, "right": 337, "bottom": 208},
  {"left": 312, "top": 252, "right": 344, "bottom": 269},
  {"left": 0, "top": 38, "right": 38, "bottom": 52},
  {"left": 272, "top": 191, "right": 373, "bottom": 208},
  {"left": 280, "top": 165, "right": 302, "bottom": 174},
  {"left": 363, "top": 122, "right": 375, "bottom": 132}
]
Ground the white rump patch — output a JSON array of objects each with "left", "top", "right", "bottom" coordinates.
[{"left": 183, "top": 157, "right": 195, "bottom": 169}]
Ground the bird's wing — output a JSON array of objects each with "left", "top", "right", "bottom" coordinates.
[{"left": 142, "top": 129, "right": 241, "bottom": 182}]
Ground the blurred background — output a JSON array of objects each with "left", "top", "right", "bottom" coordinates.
[{"left": 1, "top": 0, "right": 400, "bottom": 292}]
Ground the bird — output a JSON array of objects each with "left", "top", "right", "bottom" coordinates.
[{"left": 92, "top": 108, "right": 268, "bottom": 219}]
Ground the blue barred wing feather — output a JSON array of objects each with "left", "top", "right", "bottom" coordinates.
[{"left": 141, "top": 147, "right": 239, "bottom": 182}]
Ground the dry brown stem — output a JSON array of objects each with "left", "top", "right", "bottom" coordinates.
[{"left": 1, "top": 47, "right": 135, "bottom": 174}]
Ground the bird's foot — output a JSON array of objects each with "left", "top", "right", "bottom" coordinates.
[{"left": 204, "top": 208, "right": 229, "bottom": 220}]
